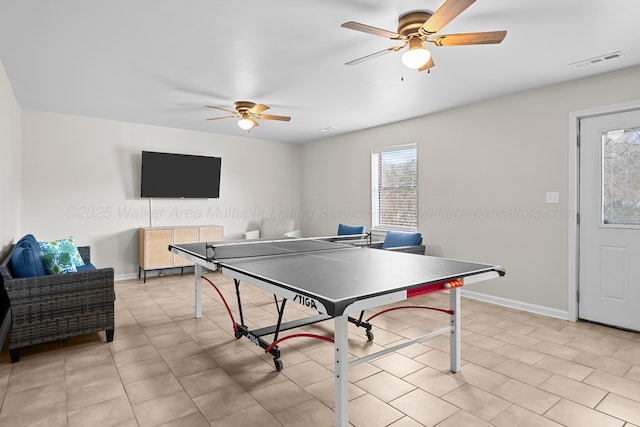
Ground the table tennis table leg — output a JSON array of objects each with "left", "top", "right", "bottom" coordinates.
[
  {"left": 334, "top": 314, "right": 349, "bottom": 427},
  {"left": 194, "top": 265, "right": 203, "bottom": 318},
  {"left": 450, "top": 287, "right": 461, "bottom": 372}
]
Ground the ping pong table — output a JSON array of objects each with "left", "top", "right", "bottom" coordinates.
[{"left": 169, "top": 237, "right": 504, "bottom": 426}]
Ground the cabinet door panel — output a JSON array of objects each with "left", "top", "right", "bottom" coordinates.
[
  {"left": 174, "top": 228, "right": 198, "bottom": 267},
  {"left": 144, "top": 229, "right": 174, "bottom": 269},
  {"left": 200, "top": 226, "right": 223, "bottom": 242}
]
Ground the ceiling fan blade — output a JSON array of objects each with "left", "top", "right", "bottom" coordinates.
[
  {"left": 421, "top": 0, "right": 477, "bottom": 34},
  {"left": 249, "top": 103, "right": 270, "bottom": 114},
  {"left": 250, "top": 118, "right": 259, "bottom": 127},
  {"left": 206, "top": 115, "right": 238, "bottom": 121},
  {"left": 256, "top": 114, "right": 291, "bottom": 122},
  {"left": 345, "top": 45, "right": 404, "bottom": 65},
  {"left": 205, "top": 105, "right": 237, "bottom": 114},
  {"left": 430, "top": 30, "right": 507, "bottom": 46},
  {"left": 341, "top": 21, "right": 400, "bottom": 39},
  {"left": 418, "top": 57, "right": 436, "bottom": 72}
]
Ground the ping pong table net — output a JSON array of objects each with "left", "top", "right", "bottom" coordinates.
[{"left": 204, "top": 236, "right": 363, "bottom": 261}]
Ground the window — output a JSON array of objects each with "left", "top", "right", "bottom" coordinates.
[{"left": 371, "top": 144, "right": 417, "bottom": 230}]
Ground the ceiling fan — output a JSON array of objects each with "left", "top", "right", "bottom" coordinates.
[
  {"left": 341, "top": 0, "right": 507, "bottom": 72},
  {"left": 205, "top": 101, "right": 291, "bottom": 130}
]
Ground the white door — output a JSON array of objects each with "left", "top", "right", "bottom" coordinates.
[{"left": 579, "top": 109, "right": 640, "bottom": 331}]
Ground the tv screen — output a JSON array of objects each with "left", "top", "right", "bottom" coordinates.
[{"left": 141, "top": 151, "right": 222, "bottom": 198}]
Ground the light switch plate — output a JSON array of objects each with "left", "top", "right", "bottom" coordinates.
[{"left": 546, "top": 192, "right": 560, "bottom": 204}]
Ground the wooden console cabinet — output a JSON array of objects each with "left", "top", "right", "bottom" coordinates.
[{"left": 138, "top": 225, "right": 223, "bottom": 282}]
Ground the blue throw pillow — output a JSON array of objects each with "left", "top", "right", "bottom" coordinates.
[
  {"left": 382, "top": 231, "right": 422, "bottom": 249},
  {"left": 38, "top": 236, "right": 84, "bottom": 274},
  {"left": 17, "top": 234, "right": 41, "bottom": 252},
  {"left": 337, "top": 224, "right": 366, "bottom": 235},
  {"left": 11, "top": 245, "right": 46, "bottom": 278}
]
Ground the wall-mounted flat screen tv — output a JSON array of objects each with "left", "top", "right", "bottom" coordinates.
[{"left": 140, "top": 151, "right": 222, "bottom": 198}]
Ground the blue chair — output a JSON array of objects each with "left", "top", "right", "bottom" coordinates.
[
  {"left": 337, "top": 224, "right": 366, "bottom": 236},
  {"left": 381, "top": 230, "right": 422, "bottom": 249},
  {"left": 371, "top": 230, "right": 425, "bottom": 254}
]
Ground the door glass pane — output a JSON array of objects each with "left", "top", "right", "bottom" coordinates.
[{"left": 602, "top": 127, "right": 640, "bottom": 225}]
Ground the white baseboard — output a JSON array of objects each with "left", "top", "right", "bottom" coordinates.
[
  {"left": 115, "top": 266, "right": 197, "bottom": 282},
  {"left": 115, "top": 273, "right": 139, "bottom": 281},
  {"left": 461, "top": 290, "right": 570, "bottom": 321}
]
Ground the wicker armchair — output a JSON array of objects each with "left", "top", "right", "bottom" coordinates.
[{"left": 0, "top": 245, "right": 115, "bottom": 362}]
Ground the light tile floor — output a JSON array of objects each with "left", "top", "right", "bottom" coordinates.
[{"left": 0, "top": 271, "right": 639, "bottom": 426}]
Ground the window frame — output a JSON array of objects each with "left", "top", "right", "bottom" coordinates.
[{"left": 371, "top": 143, "right": 418, "bottom": 232}]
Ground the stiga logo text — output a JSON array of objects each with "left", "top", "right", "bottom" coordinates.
[{"left": 294, "top": 294, "right": 318, "bottom": 310}]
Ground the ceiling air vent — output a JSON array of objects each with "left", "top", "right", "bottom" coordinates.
[{"left": 570, "top": 51, "right": 623, "bottom": 68}]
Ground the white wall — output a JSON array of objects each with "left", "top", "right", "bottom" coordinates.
[
  {"left": 20, "top": 111, "right": 301, "bottom": 277},
  {"left": 0, "top": 59, "right": 21, "bottom": 258},
  {"left": 300, "top": 65, "right": 640, "bottom": 315}
]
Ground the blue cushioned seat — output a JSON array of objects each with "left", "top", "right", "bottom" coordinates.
[
  {"left": 381, "top": 230, "right": 422, "bottom": 249},
  {"left": 337, "top": 224, "right": 366, "bottom": 236},
  {"left": 76, "top": 263, "right": 97, "bottom": 273}
]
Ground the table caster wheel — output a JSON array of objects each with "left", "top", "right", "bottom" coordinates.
[
  {"left": 274, "top": 358, "right": 284, "bottom": 372},
  {"left": 366, "top": 329, "right": 374, "bottom": 342}
]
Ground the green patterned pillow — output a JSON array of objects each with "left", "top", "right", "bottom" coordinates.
[{"left": 38, "top": 236, "right": 85, "bottom": 274}]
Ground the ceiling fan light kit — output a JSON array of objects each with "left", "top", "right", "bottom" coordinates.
[
  {"left": 237, "top": 115, "right": 255, "bottom": 130},
  {"left": 341, "top": 0, "right": 507, "bottom": 72},
  {"left": 401, "top": 38, "right": 432, "bottom": 69}
]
